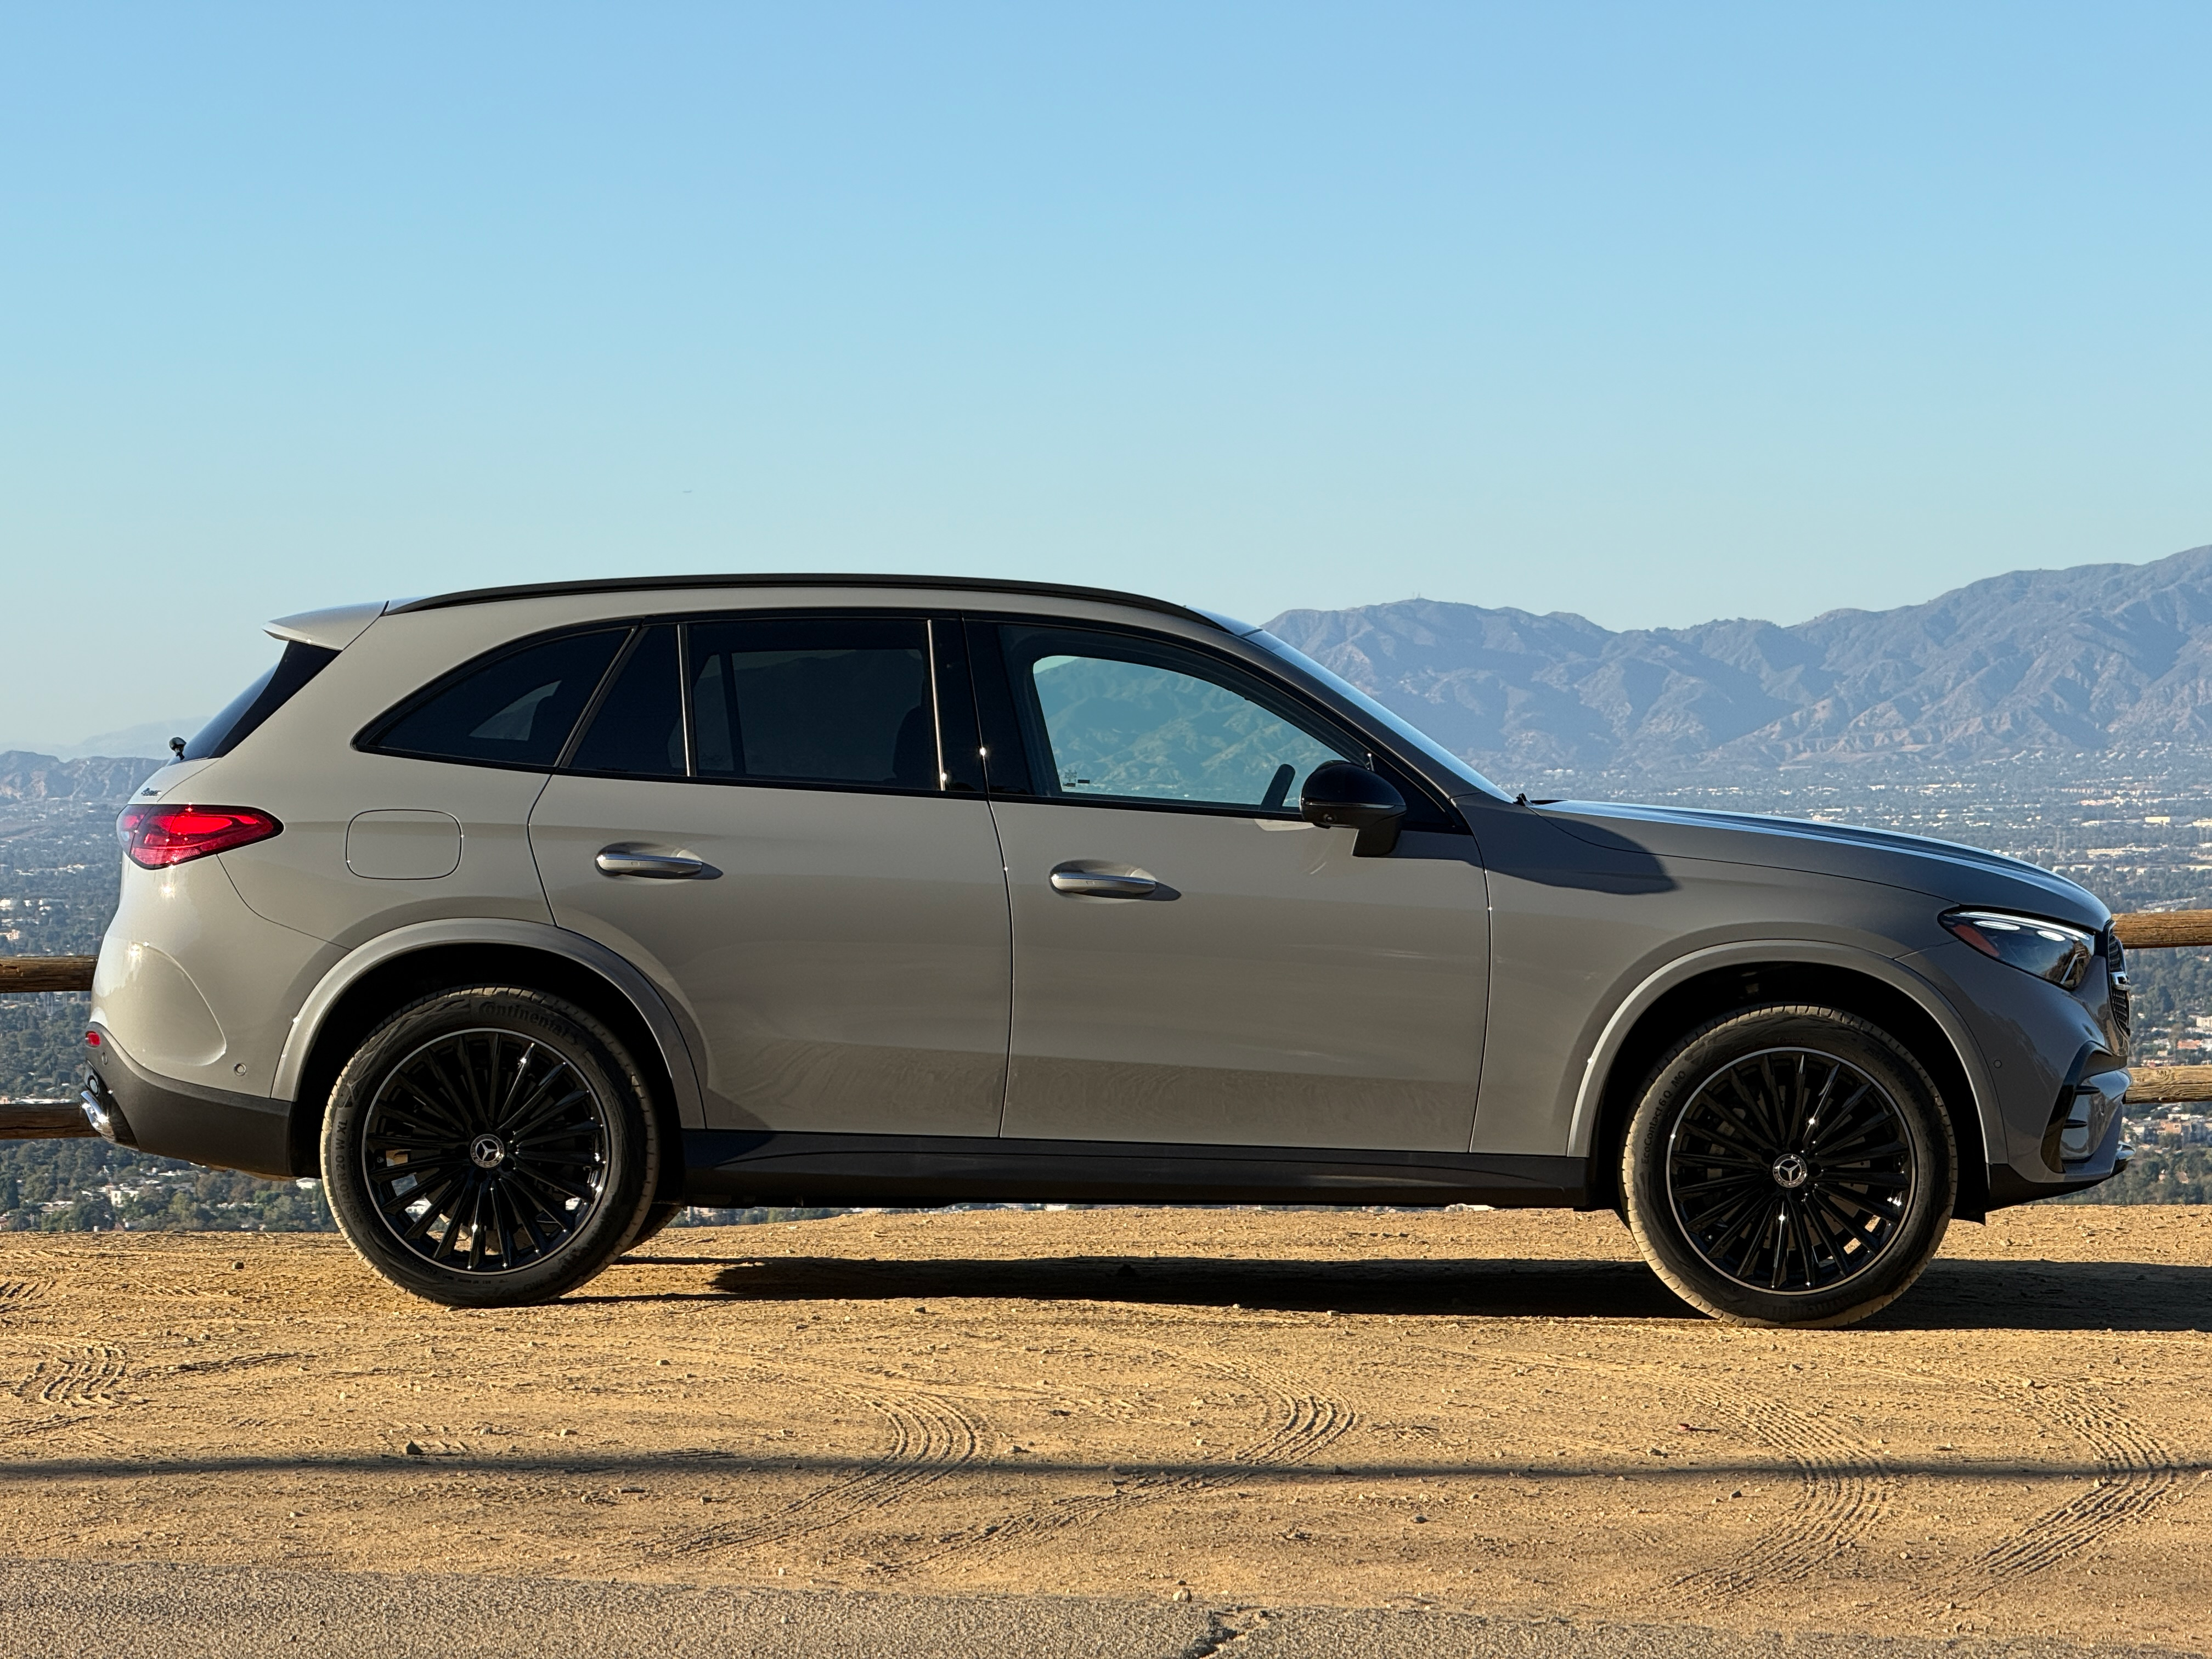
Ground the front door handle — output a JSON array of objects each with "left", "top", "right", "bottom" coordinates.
[
  {"left": 1049, "top": 865, "right": 1159, "bottom": 899},
  {"left": 595, "top": 847, "right": 714, "bottom": 879}
]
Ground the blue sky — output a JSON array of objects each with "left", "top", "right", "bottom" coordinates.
[{"left": 4, "top": 3, "right": 2210, "bottom": 743}]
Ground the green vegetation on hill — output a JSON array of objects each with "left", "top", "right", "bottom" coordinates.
[
  {"left": 0, "top": 1138, "right": 332, "bottom": 1232},
  {"left": 2051, "top": 1144, "right": 2212, "bottom": 1206}
]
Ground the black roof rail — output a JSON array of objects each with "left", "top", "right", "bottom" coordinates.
[{"left": 385, "top": 573, "right": 1223, "bottom": 630}]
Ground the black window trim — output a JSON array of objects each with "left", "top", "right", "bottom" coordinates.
[
  {"left": 675, "top": 619, "right": 700, "bottom": 778},
  {"left": 358, "top": 607, "right": 983, "bottom": 804},
  {"left": 964, "top": 611, "right": 1466, "bottom": 832},
  {"left": 185, "top": 639, "right": 345, "bottom": 761},
  {"left": 551, "top": 625, "right": 649, "bottom": 772},
  {"left": 931, "top": 617, "right": 988, "bottom": 794}
]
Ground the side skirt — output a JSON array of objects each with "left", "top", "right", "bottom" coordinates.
[{"left": 680, "top": 1131, "right": 1589, "bottom": 1211}]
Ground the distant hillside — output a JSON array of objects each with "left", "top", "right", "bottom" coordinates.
[
  {"left": 1267, "top": 543, "right": 2212, "bottom": 778},
  {"left": 0, "top": 752, "right": 162, "bottom": 805}
]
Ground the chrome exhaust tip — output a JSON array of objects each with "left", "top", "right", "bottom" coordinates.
[{"left": 80, "top": 1075, "right": 122, "bottom": 1143}]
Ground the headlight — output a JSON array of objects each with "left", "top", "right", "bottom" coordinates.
[{"left": 1941, "top": 909, "right": 2095, "bottom": 991}]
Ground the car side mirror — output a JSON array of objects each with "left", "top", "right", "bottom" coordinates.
[{"left": 1299, "top": 761, "right": 1406, "bottom": 857}]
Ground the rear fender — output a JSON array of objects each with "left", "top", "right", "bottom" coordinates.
[{"left": 273, "top": 917, "right": 707, "bottom": 1128}]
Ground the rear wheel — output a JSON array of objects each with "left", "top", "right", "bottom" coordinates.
[
  {"left": 1622, "top": 1004, "right": 1955, "bottom": 1328},
  {"left": 320, "top": 986, "right": 661, "bottom": 1307}
]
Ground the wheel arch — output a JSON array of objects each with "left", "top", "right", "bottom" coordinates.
[
  {"left": 274, "top": 919, "right": 706, "bottom": 1180},
  {"left": 1571, "top": 943, "right": 1996, "bottom": 1222}
]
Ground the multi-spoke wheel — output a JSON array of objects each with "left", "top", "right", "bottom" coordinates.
[
  {"left": 321, "top": 987, "right": 661, "bottom": 1306},
  {"left": 1622, "top": 1005, "right": 1955, "bottom": 1328}
]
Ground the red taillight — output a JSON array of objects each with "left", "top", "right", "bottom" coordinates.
[{"left": 115, "top": 804, "right": 283, "bottom": 869}]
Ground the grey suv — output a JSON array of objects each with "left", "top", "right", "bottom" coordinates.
[{"left": 84, "top": 576, "right": 2131, "bottom": 1325}]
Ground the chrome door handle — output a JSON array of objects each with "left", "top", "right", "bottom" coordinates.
[
  {"left": 1049, "top": 866, "right": 1159, "bottom": 899},
  {"left": 595, "top": 847, "right": 713, "bottom": 879}
]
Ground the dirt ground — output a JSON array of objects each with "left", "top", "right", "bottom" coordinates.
[{"left": 1, "top": 1206, "right": 2206, "bottom": 1652}]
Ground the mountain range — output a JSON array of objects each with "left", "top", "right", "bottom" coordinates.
[
  {"left": 10, "top": 548, "right": 2212, "bottom": 802},
  {"left": 0, "top": 752, "right": 162, "bottom": 806},
  {"left": 1265, "top": 544, "right": 2212, "bottom": 782}
]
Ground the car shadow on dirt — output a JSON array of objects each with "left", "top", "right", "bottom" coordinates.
[{"left": 606, "top": 1251, "right": 2212, "bottom": 1330}]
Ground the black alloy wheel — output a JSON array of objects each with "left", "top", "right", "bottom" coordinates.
[
  {"left": 362, "top": 1029, "right": 610, "bottom": 1274},
  {"left": 1663, "top": 1048, "right": 1911, "bottom": 1295},
  {"left": 1622, "top": 1004, "right": 1955, "bottom": 1328},
  {"left": 323, "top": 986, "right": 661, "bottom": 1307}
]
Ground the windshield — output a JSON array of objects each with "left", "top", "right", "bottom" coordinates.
[{"left": 1244, "top": 630, "right": 1512, "bottom": 802}]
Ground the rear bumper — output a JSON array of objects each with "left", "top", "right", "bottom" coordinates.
[{"left": 83, "top": 1024, "right": 297, "bottom": 1179}]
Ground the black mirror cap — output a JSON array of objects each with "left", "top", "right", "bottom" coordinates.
[{"left": 1299, "top": 761, "right": 1406, "bottom": 857}]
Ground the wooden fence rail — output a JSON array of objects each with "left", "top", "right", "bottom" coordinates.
[
  {"left": 2113, "top": 911, "right": 2212, "bottom": 950},
  {"left": 0, "top": 956, "right": 94, "bottom": 994},
  {"left": 7, "top": 909, "right": 2212, "bottom": 1136}
]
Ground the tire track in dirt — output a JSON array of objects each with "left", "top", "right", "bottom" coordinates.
[
  {"left": 1217, "top": 1350, "right": 1357, "bottom": 1471},
  {"left": 1669, "top": 1386, "right": 1895, "bottom": 1598},
  {"left": 0, "top": 1280, "right": 47, "bottom": 1313},
  {"left": 169, "top": 1351, "right": 306, "bottom": 1378},
  {"left": 659, "top": 1383, "right": 984, "bottom": 1559},
  {"left": 1433, "top": 1345, "right": 1895, "bottom": 1599},
  {"left": 1935, "top": 1381, "right": 2180, "bottom": 1599},
  {"left": 877, "top": 1338, "right": 1359, "bottom": 1572},
  {"left": 11, "top": 1344, "right": 130, "bottom": 1410}
]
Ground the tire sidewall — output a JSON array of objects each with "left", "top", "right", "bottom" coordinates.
[
  {"left": 1623, "top": 1005, "right": 1956, "bottom": 1328},
  {"left": 320, "top": 986, "right": 659, "bottom": 1307}
]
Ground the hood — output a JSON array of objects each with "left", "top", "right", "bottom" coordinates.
[{"left": 1536, "top": 799, "right": 2109, "bottom": 931}]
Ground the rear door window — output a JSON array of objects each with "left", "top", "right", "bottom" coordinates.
[
  {"left": 370, "top": 629, "right": 626, "bottom": 769},
  {"left": 687, "top": 616, "right": 936, "bottom": 789}
]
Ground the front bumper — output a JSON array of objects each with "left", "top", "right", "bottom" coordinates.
[
  {"left": 2047, "top": 1059, "right": 2131, "bottom": 1175},
  {"left": 1987, "top": 1066, "right": 2132, "bottom": 1209}
]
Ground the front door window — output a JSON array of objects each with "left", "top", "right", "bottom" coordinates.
[{"left": 1005, "top": 628, "right": 1356, "bottom": 813}]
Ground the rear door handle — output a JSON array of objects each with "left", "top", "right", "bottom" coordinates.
[
  {"left": 595, "top": 847, "right": 714, "bottom": 879},
  {"left": 1049, "top": 865, "right": 1159, "bottom": 899}
]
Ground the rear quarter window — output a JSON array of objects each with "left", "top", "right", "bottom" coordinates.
[{"left": 364, "top": 629, "right": 627, "bottom": 769}]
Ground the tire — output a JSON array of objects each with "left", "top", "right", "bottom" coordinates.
[
  {"left": 320, "top": 986, "right": 662, "bottom": 1307},
  {"left": 627, "top": 1200, "right": 687, "bottom": 1250},
  {"left": 1621, "top": 1003, "right": 1955, "bottom": 1329}
]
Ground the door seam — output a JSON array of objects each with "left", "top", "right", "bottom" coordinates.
[{"left": 981, "top": 797, "right": 1016, "bottom": 1136}]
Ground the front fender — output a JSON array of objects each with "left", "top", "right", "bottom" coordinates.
[
  {"left": 271, "top": 917, "right": 708, "bottom": 1129},
  {"left": 1565, "top": 939, "right": 1999, "bottom": 1166}
]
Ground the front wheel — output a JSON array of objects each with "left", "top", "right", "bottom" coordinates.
[
  {"left": 1622, "top": 1004, "right": 1955, "bottom": 1328},
  {"left": 321, "top": 986, "right": 662, "bottom": 1307}
]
